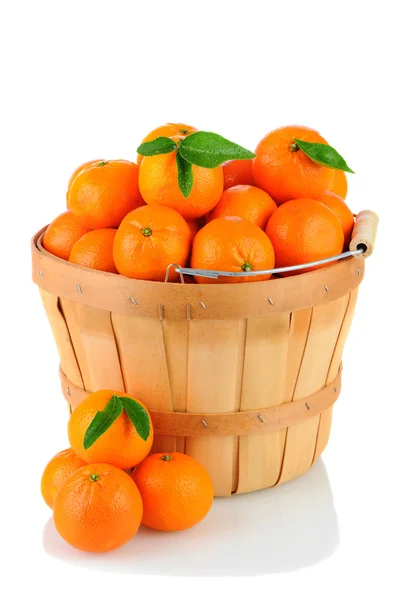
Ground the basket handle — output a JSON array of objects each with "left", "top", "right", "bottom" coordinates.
[{"left": 349, "top": 210, "right": 379, "bottom": 258}]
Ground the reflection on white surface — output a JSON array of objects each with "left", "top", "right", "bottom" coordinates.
[{"left": 43, "top": 458, "right": 339, "bottom": 576}]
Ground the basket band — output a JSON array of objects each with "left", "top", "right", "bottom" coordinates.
[
  {"left": 60, "top": 365, "right": 342, "bottom": 437},
  {"left": 32, "top": 228, "right": 364, "bottom": 320}
]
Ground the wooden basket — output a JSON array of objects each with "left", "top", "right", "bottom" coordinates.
[{"left": 31, "top": 210, "right": 378, "bottom": 496}]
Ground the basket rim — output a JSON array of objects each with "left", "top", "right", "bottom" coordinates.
[{"left": 32, "top": 226, "right": 365, "bottom": 320}]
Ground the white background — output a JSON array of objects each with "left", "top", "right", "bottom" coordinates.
[{"left": 1, "top": 1, "right": 397, "bottom": 598}]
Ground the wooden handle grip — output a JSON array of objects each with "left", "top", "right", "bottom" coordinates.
[{"left": 349, "top": 210, "right": 379, "bottom": 258}]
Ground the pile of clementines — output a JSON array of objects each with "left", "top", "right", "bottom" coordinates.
[
  {"left": 43, "top": 123, "right": 354, "bottom": 283},
  {"left": 42, "top": 389, "right": 214, "bottom": 553}
]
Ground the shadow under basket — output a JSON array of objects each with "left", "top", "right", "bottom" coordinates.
[{"left": 31, "top": 210, "right": 378, "bottom": 496}]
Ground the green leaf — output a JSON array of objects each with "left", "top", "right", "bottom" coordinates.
[
  {"left": 179, "top": 131, "right": 255, "bottom": 168},
  {"left": 137, "top": 136, "right": 178, "bottom": 157},
  {"left": 293, "top": 139, "right": 354, "bottom": 173},
  {"left": 120, "top": 396, "right": 151, "bottom": 441},
  {"left": 83, "top": 395, "right": 123, "bottom": 450},
  {"left": 176, "top": 151, "right": 194, "bottom": 198}
]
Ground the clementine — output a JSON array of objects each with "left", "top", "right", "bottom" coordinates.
[
  {"left": 69, "top": 160, "right": 144, "bottom": 228},
  {"left": 66, "top": 159, "right": 104, "bottom": 208},
  {"left": 41, "top": 448, "right": 86, "bottom": 509},
  {"left": 137, "top": 123, "right": 197, "bottom": 165},
  {"left": 316, "top": 190, "right": 354, "bottom": 248},
  {"left": 42, "top": 211, "right": 90, "bottom": 261},
  {"left": 191, "top": 217, "right": 275, "bottom": 284},
  {"left": 132, "top": 452, "right": 213, "bottom": 531},
  {"left": 113, "top": 205, "right": 191, "bottom": 282},
  {"left": 265, "top": 198, "right": 344, "bottom": 276},
  {"left": 253, "top": 125, "right": 334, "bottom": 204},
  {"left": 139, "top": 137, "right": 223, "bottom": 219},
  {"left": 68, "top": 390, "right": 153, "bottom": 469},
  {"left": 327, "top": 169, "right": 348, "bottom": 199},
  {"left": 69, "top": 228, "right": 118, "bottom": 273},
  {"left": 208, "top": 184, "right": 277, "bottom": 229},
  {"left": 53, "top": 463, "right": 143, "bottom": 552},
  {"left": 223, "top": 159, "right": 255, "bottom": 189}
]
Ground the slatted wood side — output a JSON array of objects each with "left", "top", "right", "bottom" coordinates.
[
  {"left": 278, "top": 294, "right": 350, "bottom": 484},
  {"left": 313, "top": 288, "right": 359, "bottom": 461},
  {"left": 60, "top": 300, "right": 125, "bottom": 392},
  {"left": 39, "top": 290, "right": 83, "bottom": 389},
  {"left": 41, "top": 286, "right": 359, "bottom": 495},
  {"left": 185, "top": 320, "right": 246, "bottom": 496},
  {"left": 111, "top": 314, "right": 175, "bottom": 453},
  {"left": 272, "top": 309, "right": 313, "bottom": 486},
  {"left": 236, "top": 314, "right": 290, "bottom": 493},
  {"left": 161, "top": 320, "right": 190, "bottom": 453}
]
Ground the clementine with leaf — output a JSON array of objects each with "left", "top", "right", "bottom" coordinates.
[
  {"left": 68, "top": 390, "right": 153, "bottom": 469},
  {"left": 137, "top": 130, "right": 254, "bottom": 217},
  {"left": 253, "top": 126, "right": 353, "bottom": 204},
  {"left": 137, "top": 123, "right": 197, "bottom": 165}
]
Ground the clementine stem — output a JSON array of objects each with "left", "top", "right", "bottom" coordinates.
[
  {"left": 241, "top": 262, "right": 252, "bottom": 272},
  {"left": 161, "top": 454, "right": 173, "bottom": 461}
]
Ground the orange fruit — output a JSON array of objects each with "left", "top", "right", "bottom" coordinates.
[
  {"left": 42, "top": 211, "right": 90, "bottom": 261},
  {"left": 69, "top": 160, "right": 144, "bottom": 228},
  {"left": 191, "top": 217, "right": 275, "bottom": 284},
  {"left": 66, "top": 159, "right": 104, "bottom": 208},
  {"left": 265, "top": 198, "right": 344, "bottom": 276},
  {"left": 223, "top": 159, "right": 255, "bottom": 189},
  {"left": 208, "top": 184, "right": 277, "bottom": 229},
  {"left": 186, "top": 216, "right": 207, "bottom": 240},
  {"left": 113, "top": 205, "right": 191, "bottom": 282},
  {"left": 253, "top": 125, "right": 334, "bottom": 204},
  {"left": 137, "top": 123, "right": 197, "bottom": 165},
  {"left": 316, "top": 190, "right": 354, "bottom": 248},
  {"left": 53, "top": 463, "right": 143, "bottom": 552},
  {"left": 132, "top": 452, "right": 213, "bottom": 531},
  {"left": 327, "top": 169, "right": 348, "bottom": 199},
  {"left": 69, "top": 228, "right": 118, "bottom": 273},
  {"left": 41, "top": 448, "right": 86, "bottom": 509},
  {"left": 68, "top": 390, "right": 153, "bottom": 469},
  {"left": 139, "top": 137, "right": 223, "bottom": 219}
]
